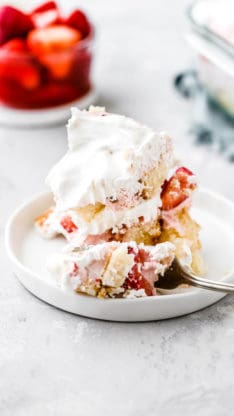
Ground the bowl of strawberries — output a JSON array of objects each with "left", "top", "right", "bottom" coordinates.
[{"left": 0, "top": 1, "right": 95, "bottom": 122}]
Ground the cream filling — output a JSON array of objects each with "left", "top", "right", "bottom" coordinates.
[{"left": 49, "top": 194, "right": 161, "bottom": 244}]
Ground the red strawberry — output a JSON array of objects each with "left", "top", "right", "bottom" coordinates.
[
  {"left": 124, "top": 265, "right": 153, "bottom": 296},
  {"left": 0, "top": 6, "right": 33, "bottom": 45},
  {"left": 39, "top": 50, "right": 73, "bottom": 79},
  {"left": 0, "top": 47, "right": 41, "bottom": 90},
  {"left": 27, "top": 25, "right": 81, "bottom": 55},
  {"left": 127, "top": 246, "right": 150, "bottom": 263},
  {"left": 60, "top": 216, "right": 78, "bottom": 233},
  {"left": 70, "top": 262, "right": 79, "bottom": 277},
  {"left": 161, "top": 167, "right": 196, "bottom": 211},
  {"left": 124, "top": 264, "right": 141, "bottom": 290},
  {"left": 32, "top": 1, "right": 58, "bottom": 14},
  {"left": 138, "top": 277, "right": 153, "bottom": 296},
  {"left": 2, "top": 38, "right": 28, "bottom": 52},
  {"left": 65, "top": 10, "right": 91, "bottom": 38},
  {"left": 31, "top": 1, "right": 60, "bottom": 28}
]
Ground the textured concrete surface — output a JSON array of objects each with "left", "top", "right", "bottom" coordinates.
[{"left": 1, "top": 0, "right": 234, "bottom": 415}]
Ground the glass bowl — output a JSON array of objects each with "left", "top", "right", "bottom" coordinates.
[{"left": 0, "top": 4, "right": 94, "bottom": 110}]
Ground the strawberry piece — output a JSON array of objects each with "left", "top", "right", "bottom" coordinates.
[
  {"left": 39, "top": 50, "right": 73, "bottom": 79},
  {"left": 32, "top": 1, "right": 58, "bottom": 14},
  {"left": 127, "top": 246, "right": 150, "bottom": 263},
  {"left": 138, "top": 277, "right": 154, "bottom": 296},
  {"left": 60, "top": 216, "right": 78, "bottom": 233},
  {"left": 161, "top": 166, "right": 196, "bottom": 211},
  {"left": 27, "top": 25, "right": 81, "bottom": 79},
  {"left": 0, "top": 47, "right": 41, "bottom": 90},
  {"left": 125, "top": 247, "right": 154, "bottom": 296},
  {"left": 27, "top": 25, "right": 82, "bottom": 55},
  {"left": 124, "top": 264, "right": 141, "bottom": 290},
  {"left": 0, "top": 6, "right": 33, "bottom": 45},
  {"left": 2, "top": 38, "right": 28, "bottom": 52},
  {"left": 70, "top": 262, "right": 79, "bottom": 277},
  {"left": 124, "top": 264, "right": 153, "bottom": 296},
  {"left": 31, "top": 1, "right": 60, "bottom": 28},
  {"left": 65, "top": 10, "right": 91, "bottom": 38}
]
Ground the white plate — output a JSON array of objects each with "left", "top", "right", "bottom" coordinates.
[
  {"left": 5, "top": 189, "right": 234, "bottom": 322},
  {"left": 0, "top": 88, "right": 96, "bottom": 128}
]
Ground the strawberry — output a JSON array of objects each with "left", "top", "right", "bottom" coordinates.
[
  {"left": 39, "top": 50, "right": 73, "bottom": 79},
  {"left": 27, "top": 25, "right": 81, "bottom": 79},
  {"left": 70, "top": 262, "right": 79, "bottom": 277},
  {"left": 31, "top": 1, "right": 60, "bottom": 29},
  {"left": 0, "top": 6, "right": 33, "bottom": 45},
  {"left": 138, "top": 277, "right": 154, "bottom": 296},
  {"left": 65, "top": 10, "right": 91, "bottom": 38},
  {"left": 124, "top": 265, "right": 153, "bottom": 296},
  {"left": 161, "top": 167, "right": 196, "bottom": 211},
  {"left": 124, "top": 264, "right": 141, "bottom": 290},
  {"left": 2, "top": 38, "right": 28, "bottom": 53},
  {"left": 127, "top": 246, "right": 150, "bottom": 263},
  {"left": 0, "top": 47, "right": 41, "bottom": 90},
  {"left": 32, "top": 1, "right": 58, "bottom": 14},
  {"left": 27, "top": 25, "right": 81, "bottom": 55},
  {"left": 60, "top": 216, "right": 78, "bottom": 233}
]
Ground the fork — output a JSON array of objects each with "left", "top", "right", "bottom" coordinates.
[{"left": 155, "top": 258, "right": 234, "bottom": 294}]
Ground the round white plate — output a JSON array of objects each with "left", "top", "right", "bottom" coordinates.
[
  {"left": 0, "top": 88, "right": 96, "bottom": 128},
  {"left": 5, "top": 189, "right": 234, "bottom": 322}
]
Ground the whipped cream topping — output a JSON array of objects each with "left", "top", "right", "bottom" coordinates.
[{"left": 46, "top": 106, "right": 174, "bottom": 210}]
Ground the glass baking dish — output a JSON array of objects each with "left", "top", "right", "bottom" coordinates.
[{"left": 187, "top": 0, "right": 234, "bottom": 118}]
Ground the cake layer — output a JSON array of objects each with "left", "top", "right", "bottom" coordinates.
[
  {"left": 47, "top": 241, "right": 175, "bottom": 298},
  {"left": 36, "top": 194, "right": 161, "bottom": 245}
]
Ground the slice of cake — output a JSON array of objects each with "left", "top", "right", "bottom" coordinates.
[
  {"left": 36, "top": 106, "right": 204, "bottom": 298},
  {"left": 47, "top": 241, "right": 175, "bottom": 298},
  {"left": 36, "top": 106, "right": 174, "bottom": 246}
]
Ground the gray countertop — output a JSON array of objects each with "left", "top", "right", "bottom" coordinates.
[{"left": 1, "top": 0, "right": 234, "bottom": 415}]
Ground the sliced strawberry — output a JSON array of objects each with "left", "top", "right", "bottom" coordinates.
[
  {"left": 124, "top": 264, "right": 153, "bottom": 296},
  {"left": 124, "top": 264, "right": 141, "bottom": 290},
  {"left": 39, "top": 50, "right": 73, "bottom": 79},
  {"left": 2, "top": 38, "right": 28, "bottom": 53},
  {"left": 65, "top": 10, "right": 91, "bottom": 38},
  {"left": 32, "top": 1, "right": 58, "bottom": 14},
  {"left": 127, "top": 246, "right": 150, "bottom": 263},
  {"left": 138, "top": 277, "right": 154, "bottom": 296},
  {"left": 27, "top": 25, "right": 82, "bottom": 55},
  {"left": 161, "top": 166, "right": 196, "bottom": 211},
  {"left": 0, "top": 48, "right": 41, "bottom": 90},
  {"left": 31, "top": 1, "right": 60, "bottom": 28},
  {"left": 70, "top": 262, "right": 79, "bottom": 277},
  {"left": 0, "top": 6, "right": 33, "bottom": 45},
  {"left": 60, "top": 216, "right": 78, "bottom": 233}
]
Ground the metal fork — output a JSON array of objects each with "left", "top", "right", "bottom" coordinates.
[{"left": 155, "top": 258, "right": 234, "bottom": 294}]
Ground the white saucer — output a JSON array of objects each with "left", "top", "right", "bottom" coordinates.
[
  {"left": 5, "top": 189, "right": 234, "bottom": 322},
  {"left": 0, "top": 88, "right": 97, "bottom": 127}
]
